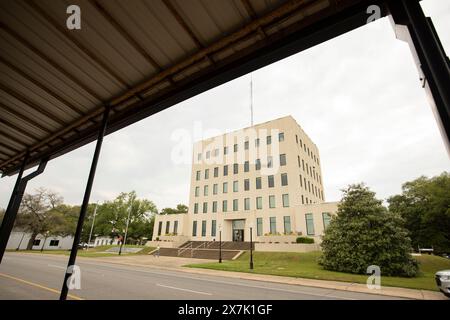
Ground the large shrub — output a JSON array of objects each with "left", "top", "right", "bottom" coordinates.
[
  {"left": 296, "top": 237, "right": 314, "bottom": 244},
  {"left": 319, "top": 183, "right": 419, "bottom": 277}
]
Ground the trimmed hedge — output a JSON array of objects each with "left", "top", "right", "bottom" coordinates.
[{"left": 296, "top": 236, "right": 314, "bottom": 244}]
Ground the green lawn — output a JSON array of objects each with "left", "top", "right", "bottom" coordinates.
[
  {"left": 185, "top": 251, "right": 450, "bottom": 291},
  {"left": 8, "top": 245, "right": 155, "bottom": 258}
]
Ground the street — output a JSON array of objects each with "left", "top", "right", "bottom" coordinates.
[{"left": 0, "top": 252, "right": 405, "bottom": 300}]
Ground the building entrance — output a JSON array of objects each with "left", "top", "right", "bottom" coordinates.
[{"left": 232, "top": 220, "right": 245, "bottom": 242}]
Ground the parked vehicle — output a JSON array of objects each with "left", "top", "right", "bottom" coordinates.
[{"left": 435, "top": 270, "right": 450, "bottom": 298}]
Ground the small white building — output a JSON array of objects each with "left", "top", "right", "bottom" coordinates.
[{"left": 6, "top": 231, "right": 74, "bottom": 250}]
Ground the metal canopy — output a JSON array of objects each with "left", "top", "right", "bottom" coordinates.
[{"left": 0, "top": 0, "right": 384, "bottom": 175}]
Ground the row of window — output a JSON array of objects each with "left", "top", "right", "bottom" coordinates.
[
  {"left": 194, "top": 194, "right": 291, "bottom": 213},
  {"left": 295, "top": 134, "right": 319, "bottom": 166},
  {"left": 297, "top": 156, "right": 321, "bottom": 185},
  {"left": 187, "top": 212, "right": 332, "bottom": 237},
  {"left": 299, "top": 174, "right": 323, "bottom": 200},
  {"left": 157, "top": 220, "right": 179, "bottom": 236},
  {"left": 195, "top": 173, "right": 290, "bottom": 198},
  {"left": 195, "top": 154, "right": 288, "bottom": 181},
  {"left": 197, "top": 132, "right": 286, "bottom": 161}
]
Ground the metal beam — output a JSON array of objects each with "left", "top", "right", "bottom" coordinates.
[
  {"left": 0, "top": 101, "right": 52, "bottom": 134},
  {"left": 388, "top": 0, "right": 450, "bottom": 153},
  {"left": 0, "top": 153, "right": 49, "bottom": 264},
  {"left": 59, "top": 105, "right": 110, "bottom": 300}
]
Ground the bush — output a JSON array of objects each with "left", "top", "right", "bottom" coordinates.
[
  {"left": 296, "top": 237, "right": 314, "bottom": 244},
  {"left": 319, "top": 183, "right": 419, "bottom": 277}
]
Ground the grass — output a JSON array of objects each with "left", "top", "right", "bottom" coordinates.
[
  {"left": 8, "top": 245, "right": 155, "bottom": 258},
  {"left": 185, "top": 251, "right": 450, "bottom": 291}
]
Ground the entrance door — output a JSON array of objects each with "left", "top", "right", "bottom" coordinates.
[{"left": 233, "top": 229, "right": 244, "bottom": 242}]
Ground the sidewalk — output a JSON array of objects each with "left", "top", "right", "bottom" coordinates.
[{"left": 86, "top": 255, "right": 447, "bottom": 300}]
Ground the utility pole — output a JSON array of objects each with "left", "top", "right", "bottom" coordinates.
[
  {"left": 119, "top": 197, "right": 134, "bottom": 255},
  {"left": 87, "top": 201, "right": 98, "bottom": 251}
]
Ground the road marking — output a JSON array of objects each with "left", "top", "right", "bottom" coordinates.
[
  {"left": 156, "top": 283, "right": 212, "bottom": 296},
  {"left": 0, "top": 272, "right": 84, "bottom": 300},
  {"left": 48, "top": 264, "right": 66, "bottom": 269}
]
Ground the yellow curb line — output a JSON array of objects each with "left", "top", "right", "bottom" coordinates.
[{"left": 0, "top": 272, "right": 84, "bottom": 300}]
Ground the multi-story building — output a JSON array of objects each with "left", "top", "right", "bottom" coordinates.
[{"left": 153, "top": 116, "right": 338, "bottom": 244}]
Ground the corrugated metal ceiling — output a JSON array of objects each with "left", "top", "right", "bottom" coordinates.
[{"left": 0, "top": 0, "right": 370, "bottom": 175}]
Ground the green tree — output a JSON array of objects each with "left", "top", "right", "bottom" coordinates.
[
  {"left": 14, "top": 188, "right": 67, "bottom": 250},
  {"left": 319, "top": 183, "right": 418, "bottom": 277},
  {"left": 160, "top": 204, "right": 188, "bottom": 215},
  {"left": 388, "top": 172, "right": 450, "bottom": 253}
]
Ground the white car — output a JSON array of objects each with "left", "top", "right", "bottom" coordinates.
[{"left": 435, "top": 270, "right": 450, "bottom": 298}]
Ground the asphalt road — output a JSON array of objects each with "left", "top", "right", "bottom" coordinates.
[{"left": 0, "top": 253, "right": 405, "bottom": 300}]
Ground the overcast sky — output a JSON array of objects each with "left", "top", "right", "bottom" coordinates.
[{"left": 1, "top": 0, "right": 449, "bottom": 211}]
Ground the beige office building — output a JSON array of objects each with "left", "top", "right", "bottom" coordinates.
[{"left": 153, "top": 116, "right": 337, "bottom": 244}]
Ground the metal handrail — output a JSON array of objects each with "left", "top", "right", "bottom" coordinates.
[{"left": 177, "top": 242, "right": 193, "bottom": 256}]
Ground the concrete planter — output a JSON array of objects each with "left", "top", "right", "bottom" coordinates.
[{"left": 258, "top": 235, "right": 298, "bottom": 243}]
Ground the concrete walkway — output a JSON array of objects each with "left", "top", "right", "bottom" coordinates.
[{"left": 85, "top": 254, "right": 446, "bottom": 300}]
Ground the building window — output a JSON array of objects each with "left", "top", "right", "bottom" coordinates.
[
  {"left": 174, "top": 221, "right": 178, "bottom": 235},
  {"left": 233, "top": 163, "right": 239, "bottom": 174},
  {"left": 196, "top": 170, "right": 201, "bottom": 181},
  {"left": 224, "top": 146, "right": 228, "bottom": 155},
  {"left": 195, "top": 186, "right": 200, "bottom": 197},
  {"left": 279, "top": 132, "right": 284, "bottom": 142},
  {"left": 202, "top": 220, "right": 207, "bottom": 236},
  {"left": 223, "top": 182, "right": 228, "bottom": 193},
  {"left": 244, "top": 179, "right": 250, "bottom": 191},
  {"left": 302, "top": 159, "right": 305, "bottom": 171},
  {"left": 269, "top": 195, "right": 275, "bottom": 208},
  {"left": 202, "top": 202, "right": 208, "bottom": 213},
  {"left": 192, "top": 221, "right": 197, "bottom": 236},
  {"left": 281, "top": 173, "right": 288, "bottom": 186},
  {"left": 222, "top": 200, "right": 228, "bottom": 212},
  {"left": 298, "top": 156, "right": 301, "bottom": 167},
  {"left": 267, "top": 156, "right": 273, "bottom": 168},
  {"left": 283, "top": 216, "right": 291, "bottom": 234},
  {"left": 194, "top": 203, "right": 198, "bottom": 214},
  {"left": 165, "top": 221, "right": 170, "bottom": 234},
  {"left": 305, "top": 213, "right": 315, "bottom": 235},
  {"left": 268, "top": 175, "right": 274, "bottom": 188},
  {"left": 257, "top": 218, "right": 263, "bottom": 236},
  {"left": 212, "top": 201, "right": 218, "bottom": 213},
  {"left": 49, "top": 240, "right": 59, "bottom": 247},
  {"left": 300, "top": 174, "right": 303, "bottom": 187},
  {"left": 211, "top": 220, "right": 217, "bottom": 237},
  {"left": 256, "top": 177, "right": 262, "bottom": 189},
  {"left": 214, "top": 148, "right": 219, "bottom": 157},
  {"left": 282, "top": 194, "right": 290, "bottom": 207},
  {"left": 244, "top": 198, "right": 250, "bottom": 210},
  {"left": 204, "top": 185, "right": 208, "bottom": 196},
  {"left": 206, "top": 151, "right": 210, "bottom": 159},
  {"left": 233, "top": 199, "right": 238, "bottom": 211},
  {"left": 233, "top": 180, "right": 239, "bottom": 192},
  {"left": 158, "top": 221, "right": 162, "bottom": 236},
  {"left": 244, "top": 140, "right": 249, "bottom": 150},
  {"left": 300, "top": 139, "right": 303, "bottom": 147},
  {"left": 224, "top": 165, "right": 228, "bottom": 176},
  {"left": 213, "top": 184, "right": 218, "bottom": 195},
  {"left": 205, "top": 169, "right": 209, "bottom": 179},
  {"left": 295, "top": 134, "right": 298, "bottom": 144},
  {"left": 322, "top": 212, "right": 332, "bottom": 229},
  {"left": 214, "top": 167, "right": 219, "bottom": 178},
  {"left": 256, "top": 197, "right": 262, "bottom": 210},
  {"left": 280, "top": 154, "right": 286, "bottom": 166},
  {"left": 255, "top": 159, "right": 261, "bottom": 170},
  {"left": 269, "top": 217, "right": 276, "bottom": 234},
  {"left": 244, "top": 161, "right": 249, "bottom": 172},
  {"left": 255, "top": 138, "right": 260, "bottom": 147},
  {"left": 197, "top": 153, "right": 202, "bottom": 161},
  {"left": 267, "top": 135, "right": 272, "bottom": 145},
  {"left": 234, "top": 143, "right": 238, "bottom": 152}
]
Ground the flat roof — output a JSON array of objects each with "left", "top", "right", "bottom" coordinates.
[{"left": 0, "top": 0, "right": 385, "bottom": 176}]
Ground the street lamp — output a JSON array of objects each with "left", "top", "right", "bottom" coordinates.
[
  {"left": 219, "top": 224, "right": 222, "bottom": 263},
  {"left": 249, "top": 222, "right": 254, "bottom": 270},
  {"left": 119, "top": 197, "right": 134, "bottom": 256},
  {"left": 87, "top": 201, "right": 99, "bottom": 251}
]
